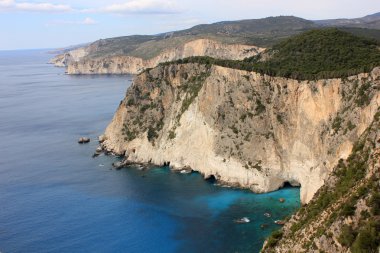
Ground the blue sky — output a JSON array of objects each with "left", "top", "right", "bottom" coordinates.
[{"left": 0, "top": 0, "right": 379, "bottom": 50}]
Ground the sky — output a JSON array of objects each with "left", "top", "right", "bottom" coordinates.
[{"left": 0, "top": 0, "right": 379, "bottom": 50}]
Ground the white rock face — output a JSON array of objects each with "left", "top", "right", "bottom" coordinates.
[
  {"left": 51, "top": 39, "right": 264, "bottom": 74},
  {"left": 49, "top": 47, "right": 89, "bottom": 67},
  {"left": 102, "top": 64, "right": 380, "bottom": 204}
]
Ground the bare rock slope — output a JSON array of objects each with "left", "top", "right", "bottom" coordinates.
[{"left": 101, "top": 63, "right": 380, "bottom": 204}]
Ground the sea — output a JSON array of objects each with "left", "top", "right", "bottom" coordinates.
[{"left": 0, "top": 49, "right": 300, "bottom": 253}]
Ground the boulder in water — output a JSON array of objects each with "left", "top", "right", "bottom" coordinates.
[
  {"left": 78, "top": 137, "right": 90, "bottom": 144},
  {"left": 274, "top": 220, "right": 286, "bottom": 225}
]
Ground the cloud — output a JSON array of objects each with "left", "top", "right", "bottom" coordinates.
[
  {"left": 100, "top": 0, "right": 182, "bottom": 15},
  {"left": 46, "top": 17, "right": 98, "bottom": 26},
  {"left": 0, "top": 0, "right": 182, "bottom": 15},
  {"left": 0, "top": 0, "right": 72, "bottom": 12},
  {"left": 0, "top": 0, "right": 13, "bottom": 7}
]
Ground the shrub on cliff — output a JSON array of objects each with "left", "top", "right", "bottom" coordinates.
[{"left": 351, "top": 220, "right": 380, "bottom": 253}]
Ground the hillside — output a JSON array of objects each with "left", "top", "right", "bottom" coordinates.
[
  {"left": 51, "top": 13, "right": 380, "bottom": 75},
  {"left": 316, "top": 12, "right": 380, "bottom": 30},
  {"left": 262, "top": 108, "right": 380, "bottom": 252},
  {"left": 52, "top": 16, "right": 317, "bottom": 67},
  {"left": 248, "top": 28, "right": 380, "bottom": 79},
  {"left": 161, "top": 29, "right": 380, "bottom": 80},
  {"left": 98, "top": 25, "right": 380, "bottom": 252}
]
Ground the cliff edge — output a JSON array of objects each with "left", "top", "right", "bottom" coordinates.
[
  {"left": 51, "top": 39, "right": 264, "bottom": 75},
  {"left": 101, "top": 63, "right": 380, "bottom": 204}
]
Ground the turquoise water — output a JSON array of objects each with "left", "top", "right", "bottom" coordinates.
[{"left": 0, "top": 50, "right": 300, "bottom": 253}]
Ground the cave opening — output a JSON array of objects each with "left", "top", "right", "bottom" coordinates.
[
  {"left": 205, "top": 175, "right": 216, "bottom": 184},
  {"left": 282, "top": 180, "right": 301, "bottom": 189}
]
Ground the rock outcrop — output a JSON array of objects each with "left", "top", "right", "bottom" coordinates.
[
  {"left": 101, "top": 63, "right": 380, "bottom": 204},
  {"left": 261, "top": 106, "right": 380, "bottom": 253},
  {"left": 51, "top": 39, "right": 264, "bottom": 74}
]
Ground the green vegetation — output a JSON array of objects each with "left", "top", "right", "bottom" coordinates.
[
  {"left": 161, "top": 29, "right": 380, "bottom": 80},
  {"left": 332, "top": 116, "right": 343, "bottom": 133},
  {"left": 351, "top": 220, "right": 380, "bottom": 253},
  {"left": 168, "top": 130, "right": 176, "bottom": 140},
  {"left": 82, "top": 13, "right": 380, "bottom": 61},
  {"left": 167, "top": 70, "right": 211, "bottom": 139},
  {"left": 265, "top": 107, "right": 380, "bottom": 253},
  {"left": 255, "top": 99, "right": 266, "bottom": 115},
  {"left": 140, "top": 104, "right": 150, "bottom": 113},
  {"left": 122, "top": 124, "right": 137, "bottom": 141},
  {"left": 346, "top": 121, "right": 356, "bottom": 132},
  {"left": 127, "top": 98, "right": 135, "bottom": 106},
  {"left": 355, "top": 82, "right": 372, "bottom": 107},
  {"left": 369, "top": 192, "right": 380, "bottom": 215},
  {"left": 247, "top": 29, "right": 380, "bottom": 80},
  {"left": 87, "top": 16, "right": 319, "bottom": 60},
  {"left": 178, "top": 73, "right": 209, "bottom": 117},
  {"left": 265, "top": 230, "right": 283, "bottom": 248},
  {"left": 147, "top": 127, "right": 158, "bottom": 142},
  {"left": 339, "top": 225, "right": 357, "bottom": 247},
  {"left": 290, "top": 135, "right": 369, "bottom": 233},
  {"left": 276, "top": 114, "right": 284, "bottom": 124},
  {"left": 230, "top": 124, "right": 239, "bottom": 135}
]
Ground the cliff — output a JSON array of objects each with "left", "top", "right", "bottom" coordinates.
[
  {"left": 51, "top": 39, "right": 264, "bottom": 74},
  {"left": 101, "top": 63, "right": 380, "bottom": 204},
  {"left": 262, "top": 107, "right": 380, "bottom": 253}
]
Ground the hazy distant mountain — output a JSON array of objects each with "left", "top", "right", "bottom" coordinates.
[
  {"left": 315, "top": 12, "right": 380, "bottom": 29},
  {"left": 67, "top": 14, "right": 380, "bottom": 59}
]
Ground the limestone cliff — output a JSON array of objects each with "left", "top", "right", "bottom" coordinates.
[
  {"left": 49, "top": 47, "right": 88, "bottom": 67},
  {"left": 101, "top": 63, "right": 380, "bottom": 204},
  {"left": 261, "top": 107, "right": 380, "bottom": 253},
  {"left": 51, "top": 39, "right": 264, "bottom": 74}
]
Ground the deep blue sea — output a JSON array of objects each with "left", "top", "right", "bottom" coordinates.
[{"left": 0, "top": 50, "right": 300, "bottom": 253}]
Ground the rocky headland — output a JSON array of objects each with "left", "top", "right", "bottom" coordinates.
[
  {"left": 51, "top": 39, "right": 264, "bottom": 75},
  {"left": 96, "top": 28, "right": 380, "bottom": 252},
  {"left": 100, "top": 62, "right": 380, "bottom": 204}
]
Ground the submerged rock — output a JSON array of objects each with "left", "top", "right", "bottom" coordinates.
[{"left": 112, "top": 161, "right": 125, "bottom": 170}]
